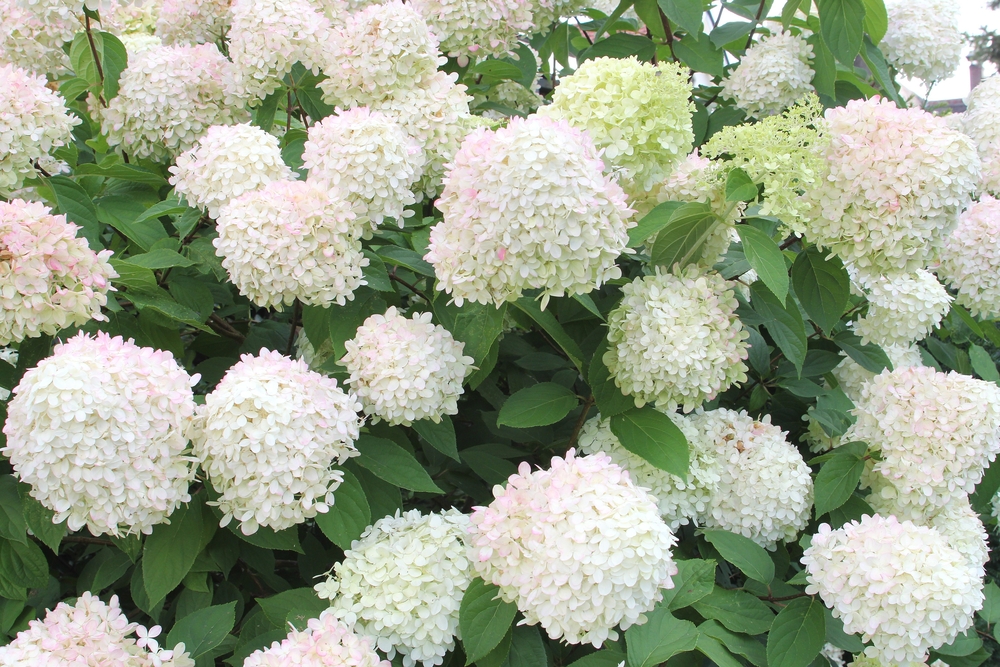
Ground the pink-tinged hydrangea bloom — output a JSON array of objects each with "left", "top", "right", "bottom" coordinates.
[
  {"left": 100, "top": 43, "right": 248, "bottom": 161},
  {"left": 214, "top": 179, "right": 368, "bottom": 309},
  {"left": 0, "top": 64, "right": 80, "bottom": 193},
  {"left": 721, "top": 30, "right": 815, "bottom": 118},
  {"left": 409, "top": 0, "right": 532, "bottom": 58},
  {"left": 883, "top": 0, "right": 962, "bottom": 84},
  {"left": 3, "top": 332, "right": 198, "bottom": 537},
  {"left": 981, "top": 148, "right": 1000, "bottom": 196},
  {"left": 577, "top": 412, "right": 721, "bottom": 529},
  {"left": 225, "top": 0, "right": 329, "bottom": 102},
  {"left": 303, "top": 107, "right": 426, "bottom": 229},
  {"left": 0, "top": 593, "right": 194, "bottom": 667},
  {"left": 315, "top": 509, "right": 472, "bottom": 667},
  {"left": 427, "top": 115, "right": 633, "bottom": 308},
  {"left": 243, "top": 612, "right": 388, "bottom": 667},
  {"left": 830, "top": 343, "right": 924, "bottom": 403},
  {"left": 319, "top": 1, "right": 445, "bottom": 108},
  {"left": 469, "top": 450, "right": 678, "bottom": 647},
  {"left": 692, "top": 408, "right": 813, "bottom": 548},
  {"left": 604, "top": 268, "right": 749, "bottom": 413},
  {"left": 938, "top": 195, "right": 1000, "bottom": 318},
  {"left": 156, "top": 0, "right": 231, "bottom": 45},
  {"left": 803, "top": 98, "right": 979, "bottom": 281},
  {"left": 0, "top": 0, "right": 79, "bottom": 75},
  {"left": 852, "top": 269, "right": 951, "bottom": 347},
  {"left": 341, "top": 307, "right": 474, "bottom": 426},
  {"left": 0, "top": 199, "right": 116, "bottom": 346},
  {"left": 192, "top": 350, "right": 363, "bottom": 535},
  {"left": 170, "top": 123, "right": 293, "bottom": 218},
  {"left": 959, "top": 76, "right": 1000, "bottom": 159},
  {"left": 847, "top": 366, "right": 1000, "bottom": 509},
  {"left": 803, "top": 515, "right": 982, "bottom": 664}
]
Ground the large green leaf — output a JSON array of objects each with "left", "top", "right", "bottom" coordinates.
[
  {"left": 626, "top": 607, "right": 699, "bottom": 667},
  {"left": 510, "top": 298, "right": 585, "bottom": 372},
  {"left": 813, "top": 441, "right": 867, "bottom": 518},
  {"left": 657, "top": 0, "right": 704, "bottom": 34},
  {"left": 738, "top": 226, "right": 788, "bottom": 304},
  {"left": 48, "top": 176, "right": 101, "bottom": 248},
  {"left": 166, "top": 602, "right": 237, "bottom": 659},
  {"left": 751, "top": 282, "right": 807, "bottom": 377},
  {"left": 143, "top": 499, "right": 205, "bottom": 606},
  {"left": 460, "top": 578, "right": 518, "bottom": 664},
  {"left": 649, "top": 202, "right": 719, "bottom": 270},
  {"left": 610, "top": 407, "right": 689, "bottom": 480},
  {"left": 315, "top": 469, "right": 371, "bottom": 550},
  {"left": 766, "top": 597, "right": 826, "bottom": 667},
  {"left": 412, "top": 416, "right": 460, "bottom": 461},
  {"left": 433, "top": 298, "right": 507, "bottom": 371},
  {"left": 791, "top": 247, "right": 850, "bottom": 334},
  {"left": 589, "top": 339, "right": 634, "bottom": 419},
  {"left": 833, "top": 331, "right": 891, "bottom": 373},
  {"left": 692, "top": 587, "right": 775, "bottom": 635},
  {"left": 861, "top": 0, "right": 888, "bottom": 42},
  {"left": 816, "top": 0, "right": 866, "bottom": 65},
  {"left": 701, "top": 530, "right": 774, "bottom": 584},
  {"left": 661, "top": 558, "right": 716, "bottom": 610},
  {"left": 354, "top": 436, "right": 443, "bottom": 494},
  {"left": 497, "top": 383, "right": 579, "bottom": 428}
]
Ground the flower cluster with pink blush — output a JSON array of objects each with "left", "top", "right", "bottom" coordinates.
[
  {"left": 243, "top": 612, "right": 389, "bottom": 667},
  {"left": 938, "top": 195, "right": 1000, "bottom": 318}
]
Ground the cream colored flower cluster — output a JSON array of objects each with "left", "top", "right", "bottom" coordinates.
[
  {"left": 427, "top": 115, "right": 633, "bottom": 308},
  {"left": 883, "top": 0, "right": 962, "bottom": 84},
  {"left": 852, "top": 269, "right": 952, "bottom": 347},
  {"left": 409, "top": 0, "right": 532, "bottom": 58},
  {"left": 341, "top": 307, "right": 474, "bottom": 426},
  {"left": 244, "top": 613, "right": 389, "bottom": 667},
  {"left": 315, "top": 509, "right": 472, "bottom": 667},
  {"left": 3, "top": 332, "right": 198, "bottom": 537},
  {"left": 829, "top": 343, "right": 924, "bottom": 403},
  {"left": 192, "top": 349, "right": 363, "bottom": 535},
  {"left": 156, "top": 0, "right": 231, "bottom": 45},
  {"left": 959, "top": 76, "right": 1000, "bottom": 159},
  {"left": 468, "top": 450, "right": 678, "bottom": 647},
  {"left": 0, "top": 0, "right": 78, "bottom": 75},
  {"left": 721, "top": 30, "right": 815, "bottom": 118},
  {"left": 937, "top": 195, "right": 1000, "bottom": 318}
]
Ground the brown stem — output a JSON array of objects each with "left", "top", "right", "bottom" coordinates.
[
  {"left": 744, "top": 0, "right": 768, "bottom": 51},
  {"left": 84, "top": 15, "right": 107, "bottom": 107},
  {"left": 32, "top": 161, "right": 52, "bottom": 178},
  {"left": 287, "top": 90, "right": 293, "bottom": 132},
  {"left": 389, "top": 269, "right": 429, "bottom": 302},
  {"left": 63, "top": 535, "right": 114, "bottom": 546},
  {"left": 286, "top": 299, "right": 302, "bottom": 357},
  {"left": 568, "top": 395, "right": 595, "bottom": 449},
  {"left": 659, "top": 7, "right": 679, "bottom": 62},
  {"left": 576, "top": 18, "right": 594, "bottom": 45},
  {"left": 779, "top": 236, "right": 799, "bottom": 250},
  {"left": 208, "top": 313, "right": 246, "bottom": 343}
]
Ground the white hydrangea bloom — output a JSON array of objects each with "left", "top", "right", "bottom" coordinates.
[
  {"left": 119, "top": 32, "right": 162, "bottom": 53},
  {"left": 226, "top": 0, "right": 330, "bottom": 102},
  {"left": 803, "top": 514, "right": 983, "bottom": 664},
  {"left": 214, "top": 179, "right": 368, "bottom": 309},
  {"left": 852, "top": 269, "right": 951, "bottom": 347},
  {"left": 0, "top": 64, "right": 79, "bottom": 193},
  {"left": 104, "top": 1, "right": 159, "bottom": 35},
  {"left": 830, "top": 343, "right": 924, "bottom": 403},
  {"left": 981, "top": 147, "right": 1000, "bottom": 196},
  {"left": 0, "top": 199, "right": 116, "bottom": 346},
  {"left": 469, "top": 450, "right": 678, "bottom": 647},
  {"left": 192, "top": 349, "right": 362, "bottom": 535},
  {"left": 101, "top": 43, "right": 248, "bottom": 161},
  {"left": 721, "top": 30, "right": 815, "bottom": 118},
  {"left": 539, "top": 57, "right": 693, "bottom": 195},
  {"left": 156, "top": 0, "right": 231, "bottom": 45},
  {"left": 3, "top": 332, "right": 198, "bottom": 537},
  {"left": 0, "top": 593, "right": 194, "bottom": 667},
  {"left": 315, "top": 509, "right": 472, "bottom": 667},
  {"left": 577, "top": 413, "right": 720, "bottom": 529},
  {"left": 0, "top": 0, "right": 78, "bottom": 76},
  {"left": 472, "top": 80, "right": 543, "bottom": 119},
  {"left": 528, "top": 0, "right": 588, "bottom": 31},
  {"left": 847, "top": 366, "right": 1000, "bottom": 509},
  {"left": 320, "top": 1, "right": 445, "bottom": 107},
  {"left": 303, "top": 107, "right": 425, "bottom": 229},
  {"left": 169, "top": 123, "right": 293, "bottom": 218},
  {"left": 960, "top": 76, "right": 1000, "bottom": 159},
  {"left": 883, "top": 0, "right": 962, "bottom": 84},
  {"left": 803, "top": 98, "right": 980, "bottom": 281},
  {"left": 938, "top": 195, "right": 1000, "bottom": 318},
  {"left": 605, "top": 268, "right": 749, "bottom": 413},
  {"left": 691, "top": 408, "right": 813, "bottom": 549},
  {"left": 0, "top": 349, "right": 16, "bottom": 401},
  {"left": 427, "top": 115, "right": 633, "bottom": 308},
  {"left": 409, "top": 0, "right": 532, "bottom": 58},
  {"left": 340, "top": 307, "right": 473, "bottom": 426},
  {"left": 244, "top": 612, "right": 388, "bottom": 667}
]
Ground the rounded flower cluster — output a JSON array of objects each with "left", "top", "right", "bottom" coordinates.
[
  {"left": 721, "top": 30, "right": 815, "bottom": 118},
  {"left": 577, "top": 413, "right": 720, "bottom": 529},
  {"left": 3, "top": 332, "right": 198, "bottom": 537},
  {"left": 604, "top": 268, "right": 749, "bottom": 413},
  {"left": 473, "top": 80, "right": 543, "bottom": 119},
  {"left": 468, "top": 450, "right": 678, "bottom": 647},
  {"left": 882, "top": 0, "right": 962, "bottom": 84},
  {"left": 156, "top": 0, "right": 232, "bottom": 45},
  {"left": 226, "top": 0, "right": 329, "bottom": 102},
  {"left": 119, "top": 33, "right": 162, "bottom": 53},
  {"left": 215, "top": 179, "right": 368, "bottom": 309},
  {"left": 0, "top": 593, "right": 194, "bottom": 667},
  {"left": 540, "top": 57, "right": 693, "bottom": 195},
  {"left": 302, "top": 107, "right": 425, "bottom": 228},
  {"left": 852, "top": 269, "right": 952, "bottom": 347},
  {"left": 692, "top": 408, "right": 813, "bottom": 548},
  {"left": 803, "top": 514, "right": 983, "bottom": 664},
  {"left": 937, "top": 195, "right": 1000, "bottom": 318},
  {"left": 0, "top": 199, "right": 116, "bottom": 346},
  {"left": 0, "top": 0, "right": 77, "bottom": 76},
  {"left": 319, "top": 1, "right": 444, "bottom": 108},
  {"left": 846, "top": 366, "right": 1000, "bottom": 509},
  {"left": 529, "top": 0, "right": 588, "bottom": 32},
  {"left": 192, "top": 350, "right": 362, "bottom": 535},
  {"left": 244, "top": 613, "right": 389, "bottom": 667},
  {"left": 170, "top": 123, "right": 293, "bottom": 218},
  {"left": 409, "top": 0, "right": 532, "bottom": 58},
  {"left": 830, "top": 343, "right": 924, "bottom": 403},
  {"left": 340, "top": 307, "right": 474, "bottom": 426},
  {"left": 0, "top": 64, "right": 79, "bottom": 193},
  {"left": 959, "top": 76, "right": 1000, "bottom": 158},
  {"left": 803, "top": 98, "right": 980, "bottom": 280},
  {"left": 101, "top": 43, "right": 248, "bottom": 161},
  {"left": 427, "top": 115, "right": 633, "bottom": 307},
  {"left": 315, "top": 509, "right": 472, "bottom": 667}
]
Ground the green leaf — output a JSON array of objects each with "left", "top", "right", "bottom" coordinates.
[
  {"left": 807, "top": 31, "right": 838, "bottom": 99},
  {"left": 710, "top": 21, "right": 753, "bottom": 49},
  {"left": 0, "top": 477, "right": 27, "bottom": 545},
  {"left": 692, "top": 587, "right": 774, "bottom": 635},
  {"left": 816, "top": 0, "right": 865, "bottom": 65},
  {"left": 143, "top": 499, "right": 205, "bottom": 606},
  {"left": 979, "top": 581, "right": 1000, "bottom": 624},
  {"left": 166, "top": 602, "right": 236, "bottom": 659},
  {"left": 124, "top": 249, "right": 196, "bottom": 270},
  {"left": 661, "top": 558, "right": 716, "bottom": 610},
  {"left": 726, "top": 168, "right": 758, "bottom": 202},
  {"left": 126, "top": 288, "right": 213, "bottom": 332},
  {"left": 78, "top": 547, "right": 132, "bottom": 593},
  {"left": 625, "top": 607, "right": 699, "bottom": 667},
  {"left": 74, "top": 162, "right": 167, "bottom": 186},
  {"left": 469, "top": 60, "right": 524, "bottom": 80},
  {"left": 657, "top": 0, "right": 704, "bottom": 34},
  {"left": 412, "top": 416, "right": 460, "bottom": 461},
  {"left": 314, "top": 469, "right": 371, "bottom": 550},
  {"left": 610, "top": 407, "right": 689, "bottom": 480},
  {"left": 738, "top": 226, "right": 788, "bottom": 304},
  {"left": 861, "top": 0, "right": 887, "bottom": 42},
  {"left": 433, "top": 298, "right": 507, "bottom": 370},
  {"left": 589, "top": 338, "right": 634, "bottom": 419},
  {"left": 18, "top": 488, "right": 64, "bottom": 553},
  {"left": 697, "top": 634, "right": 743, "bottom": 667},
  {"left": 673, "top": 31, "right": 725, "bottom": 77},
  {"left": 497, "top": 383, "right": 579, "bottom": 428},
  {"left": 860, "top": 38, "right": 904, "bottom": 106},
  {"left": 354, "top": 435, "right": 443, "bottom": 494},
  {"left": 751, "top": 282, "right": 807, "bottom": 377},
  {"left": 791, "top": 247, "right": 850, "bottom": 335},
  {"left": 567, "top": 649, "right": 628, "bottom": 667},
  {"left": 766, "top": 596, "right": 826, "bottom": 667},
  {"left": 649, "top": 203, "right": 720, "bottom": 270},
  {"left": 510, "top": 298, "right": 585, "bottom": 372},
  {"left": 628, "top": 202, "right": 686, "bottom": 248},
  {"left": 48, "top": 176, "right": 102, "bottom": 248},
  {"left": 814, "top": 441, "right": 867, "bottom": 518},
  {"left": 833, "top": 331, "right": 891, "bottom": 373},
  {"left": 781, "top": 0, "right": 803, "bottom": 27},
  {"left": 377, "top": 245, "right": 436, "bottom": 278},
  {"left": 460, "top": 578, "right": 518, "bottom": 664},
  {"left": 700, "top": 530, "right": 775, "bottom": 584},
  {"left": 228, "top": 524, "right": 302, "bottom": 553},
  {"left": 0, "top": 539, "right": 49, "bottom": 588},
  {"left": 700, "top": 620, "right": 767, "bottom": 667},
  {"left": 258, "top": 588, "right": 327, "bottom": 627},
  {"left": 581, "top": 33, "right": 656, "bottom": 62},
  {"left": 936, "top": 629, "right": 983, "bottom": 657},
  {"left": 952, "top": 304, "right": 986, "bottom": 339},
  {"left": 98, "top": 32, "right": 127, "bottom": 99},
  {"left": 507, "top": 626, "right": 546, "bottom": 667}
]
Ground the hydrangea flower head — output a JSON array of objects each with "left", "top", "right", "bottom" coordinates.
[
  {"left": 721, "top": 30, "right": 815, "bottom": 118},
  {"left": 830, "top": 343, "right": 924, "bottom": 403},
  {"left": 409, "top": 0, "right": 532, "bottom": 58},
  {"left": 883, "top": 0, "right": 962, "bottom": 83},
  {"left": 0, "top": 0, "right": 78, "bottom": 76},
  {"left": 938, "top": 195, "right": 1000, "bottom": 318},
  {"left": 156, "top": 0, "right": 231, "bottom": 45},
  {"left": 243, "top": 613, "right": 389, "bottom": 667},
  {"left": 959, "top": 76, "right": 1000, "bottom": 158},
  {"left": 852, "top": 269, "right": 951, "bottom": 347}
]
